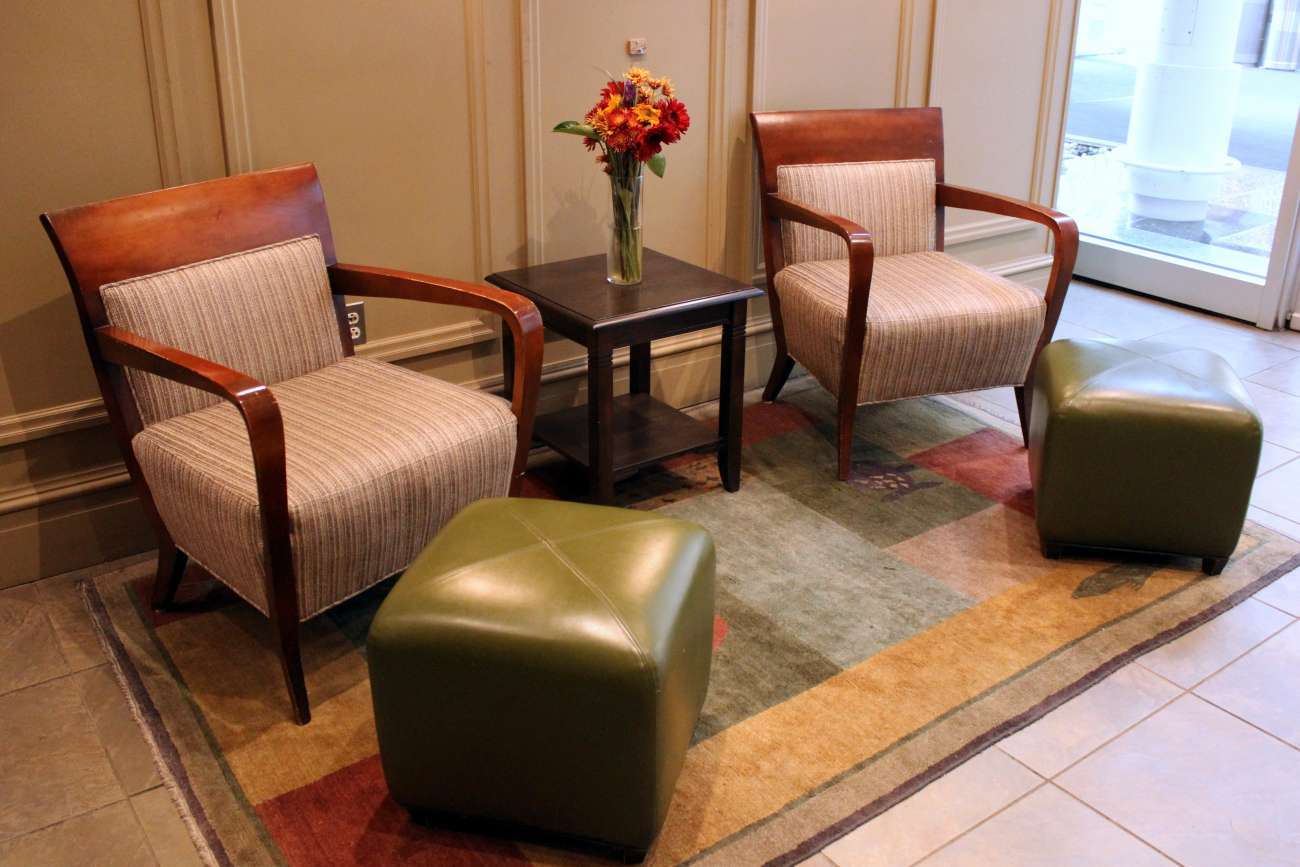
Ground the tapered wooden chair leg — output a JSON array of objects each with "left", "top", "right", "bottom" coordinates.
[
  {"left": 151, "top": 542, "right": 188, "bottom": 611},
  {"left": 836, "top": 398, "right": 856, "bottom": 481},
  {"left": 272, "top": 607, "right": 311, "bottom": 725},
  {"left": 763, "top": 353, "right": 795, "bottom": 403},
  {"left": 1014, "top": 385, "right": 1031, "bottom": 445}
]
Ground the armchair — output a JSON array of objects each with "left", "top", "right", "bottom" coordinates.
[
  {"left": 751, "top": 108, "right": 1078, "bottom": 479},
  {"left": 42, "top": 165, "right": 542, "bottom": 724}
]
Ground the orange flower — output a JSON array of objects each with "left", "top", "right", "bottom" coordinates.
[{"left": 633, "top": 103, "right": 661, "bottom": 126}]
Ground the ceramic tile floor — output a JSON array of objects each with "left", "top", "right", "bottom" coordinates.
[
  {"left": 814, "top": 281, "right": 1300, "bottom": 867},
  {"left": 3, "top": 280, "right": 1300, "bottom": 865}
]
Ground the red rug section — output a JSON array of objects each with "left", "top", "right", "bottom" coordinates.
[
  {"left": 909, "top": 428, "right": 1035, "bottom": 515},
  {"left": 256, "top": 755, "right": 528, "bottom": 867},
  {"left": 738, "top": 401, "right": 814, "bottom": 447}
]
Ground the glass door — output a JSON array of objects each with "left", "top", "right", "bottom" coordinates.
[{"left": 1058, "top": 0, "right": 1300, "bottom": 327}]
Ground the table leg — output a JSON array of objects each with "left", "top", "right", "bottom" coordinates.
[
  {"left": 500, "top": 323, "right": 515, "bottom": 400},
  {"left": 629, "top": 342, "right": 652, "bottom": 395},
  {"left": 718, "top": 301, "right": 747, "bottom": 492},
  {"left": 587, "top": 342, "right": 615, "bottom": 504}
]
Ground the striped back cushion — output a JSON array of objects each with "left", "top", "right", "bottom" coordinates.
[
  {"left": 100, "top": 235, "right": 344, "bottom": 426},
  {"left": 776, "top": 159, "right": 936, "bottom": 264}
]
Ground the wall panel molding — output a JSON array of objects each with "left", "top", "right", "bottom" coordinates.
[
  {"left": 704, "top": 0, "right": 731, "bottom": 271},
  {"left": 0, "top": 318, "right": 498, "bottom": 451},
  {"left": 945, "top": 215, "right": 1035, "bottom": 246},
  {"left": 519, "top": 0, "right": 545, "bottom": 264},
  {"left": 0, "top": 463, "right": 131, "bottom": 516},
  {"left": 894, "top": 0, "right": 935, "bottom": 107},
  {"left": 356, "top": 319, "right": 497, "bottom": 364},
  {"left": 209, "top": 0, "right": 254, "bottom": 173},
  {"left": 1, "top": 235, "right": 1052, "bottom": 513},
  {"left": 138, "top": 0, "right": 184, "bottom": 186},
  {"left": 0, "top": 399, "right": 109, "bottom": 449},
  {"left": 137, "top": 0, "right": 227, "bottom": 185},
  {"left": 750, "top": 0, "right": 770, "bottom": 112},
  {"left": 2, "top": 316, "right": 775, "bottom": 514},
  {"left": 463, "top": 0, "right": 494, "bottom": 277}
]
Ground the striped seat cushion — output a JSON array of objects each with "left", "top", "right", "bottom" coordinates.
[
  {"left": 774, "top": 252, "right": 1045, "bottom": 404},
  {"left": 100, "top": 235, "right": 344, "bottom": 426},
  {"left": 776, "top": 159, "right": 936, "bottom": 264},
  {"left": 131, "top": 357, "right": 516, "bottom": 619}
]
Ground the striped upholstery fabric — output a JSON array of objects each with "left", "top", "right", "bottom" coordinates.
[
  {"left": 101, "top": 235, "right": 343, "bottom": 426},
  {"left": 776, "top": 159, "right": 936, "bottom": 264},
  {"left": 774, "top": 252, "right": 1045, "bottom": 404},
  {"left": 131, "top": 357, "right": 516, "bottom": 619}
]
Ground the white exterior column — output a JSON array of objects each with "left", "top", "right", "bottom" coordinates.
[{"left": 1120, "top": 0, "right": 1244, "bottom": 221}]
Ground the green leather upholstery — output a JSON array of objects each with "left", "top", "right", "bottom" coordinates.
[
  {"left": 367, "top": 497, "right": 715, "bottom": 855},
  {"left": 1029, "top": 339, "right": 1261, "bottom": 573}
]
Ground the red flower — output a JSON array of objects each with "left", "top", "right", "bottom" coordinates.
[
  {"left": 635, "top": 128, "right": 666, "bottom": 161},
  {"left": 655, "top": 99, "right": 690, "bottom": 143}
]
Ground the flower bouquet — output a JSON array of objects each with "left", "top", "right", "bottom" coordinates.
[{"left": 555, "top": 67, "right": 690, "bottom": 285}]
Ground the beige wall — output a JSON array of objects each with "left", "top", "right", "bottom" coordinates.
[{"left": 0, "top": 0, "right": 1079, "bottom": 587}]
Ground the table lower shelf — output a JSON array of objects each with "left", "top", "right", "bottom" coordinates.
[{"left": 533, "top": 393, "right": 721, "bottom": 475}]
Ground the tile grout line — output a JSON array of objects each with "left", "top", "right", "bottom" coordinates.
[
  {"left": 1185, "top": 689, "right": 1300, "bottom": 754},
  {"left": 1034, "top": 676, "right": 1186, "bottom": 782},
  {"left": 900, "top": 781, "right": 1051, "bottom": 867},
  {"left": 1182, "top": 619, "right": 1300, "bottom": 753},
  {"left": 1248, "top": 505, "right": 1300, "bottom": 541},
  {"left": 1145, "top": 601, "right": 1297, "bottom": 695},
  {"left": 993, "top": 745, "right": 1050, "bottom": 781},
  {"left": 1051, "top": 782, "right": 1186, "bottom": 866},
  {"left": 1256, "top": 452, "right": 1300, "bottom": 478},
  {"left": 126, "top": 790, "right": 167, "bottom": 867},
  {"left": 0, "top": 795, "right": 138, "bottom": 848},
  {"left": 0, "top": 586, "right": 73, "bottom": 699},
  {"left": 1250, "top": 593, "right": 1299, "bottom": 619}
]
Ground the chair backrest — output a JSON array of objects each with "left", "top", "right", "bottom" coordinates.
[
  {"left": 42, "top": 164, "right": 353, "bottom": 431},
  {"left": 751, "top": 108, "right": 946, "bottom": 273}
]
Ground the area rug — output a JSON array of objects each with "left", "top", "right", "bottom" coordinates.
[{"left": 84, "top": 387, "right": 1300, "bottom": 866}]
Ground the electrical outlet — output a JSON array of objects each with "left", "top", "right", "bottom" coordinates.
[
  {"left": 626, "top": 37, "right": 647, "bottom": 56},
  {"left": 345, "top": 300, "right": 366, "bottom": 345}
]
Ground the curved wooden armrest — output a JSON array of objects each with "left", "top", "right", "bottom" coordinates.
[
  {"left": 328, "top": 263, "right": 542, "bottom": 419},
  {"left": 97, "top": 325, "right": 270, "bottom": 407},
  {"left": 936, "top": 183, "right": 1079, "bottom": 342},
  {"left": 937, "top": 183, "right": 1077, "bottom": 247},
  {"left": 327, "top": 264, "right": 543, "bottom": 492},
  {"left": 94, "top": 324, "right": 289, "bottom": 544},
  {"left": 762, "top": 193, "right": 876, "bottom": 370},
  {"left": 764, "top": 193, "right": 875, "bottom": 248}
]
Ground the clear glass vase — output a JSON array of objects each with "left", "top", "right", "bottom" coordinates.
[{"left": 607, "top": 168, "right": 644, "bottom": 285}]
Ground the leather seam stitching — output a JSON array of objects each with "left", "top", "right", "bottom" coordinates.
[
  {"left": 409, "top": 517, "right": 680, "bottom": 590},
  {"left": 1058, "top": 350, "right": 1255, "bottom": 415},
  {"left": 511, "top": 510, "right": 661, "bottom": 692}
]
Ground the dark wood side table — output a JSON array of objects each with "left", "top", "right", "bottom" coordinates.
[{"left": 487, "top": 248, "right": 763, "bottom": 504}]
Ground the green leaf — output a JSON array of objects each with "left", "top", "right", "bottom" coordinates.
[
  {"left": 553, "top": 121, "right": 598, "bottom": 139},
  {"left": 647, "top": 152, "right": 667, "bottom": 178}
]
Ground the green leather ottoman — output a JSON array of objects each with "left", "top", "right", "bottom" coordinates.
[
  {"left": 367, "top": 497, "right": 715, "bottom": 857},
  {"left": 1029, "top": 339, "right": 1262, "bottom": 575}
]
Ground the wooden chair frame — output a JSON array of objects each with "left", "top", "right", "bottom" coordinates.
[
  {"left": 41, "top": 164, "right": 543, "bottom": 724},
  {"left": 751, "top": 107, "right": 1079, "bottom": 479}
]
